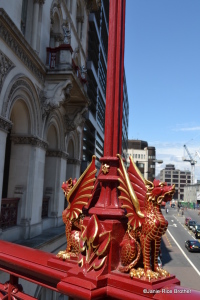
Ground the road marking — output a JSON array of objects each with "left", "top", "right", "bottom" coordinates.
[
  {"left": 168, "top": 224, "right": 177, "bottom": 227},
  {"left": 163, "top": 233, "right": 172, "bottom": 247},
  {"left": 167, "top": 229, "right": 200, "bottom": 276}
]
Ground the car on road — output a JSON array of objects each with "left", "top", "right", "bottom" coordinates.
[
  {"left": 185, "top": 240, "right": 200, "bottom": 252},
  {"left": 185, "top": 217, "right": 191, "bottom": 226},
  {"left": 188, "top": 220, "right": 196, "bottom": 230},
  {"left": 195, "top": 225, "right": 200, "bottom": 239},
  {"left": 192, "top": 224, "right": 200, "bottom": 234},
  {"left": 171, "top": 203, "right": 175, "bottom": 208}
]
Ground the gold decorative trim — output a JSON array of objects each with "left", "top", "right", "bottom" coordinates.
[
  {"left": 117, "top": 154, "right": 144, "bottom": 219},
  {"left": 102, "top": 163, "right": 110, "bottom": 174},
  {"left": 67, "top": 155, "right": 96, "bottom": 202}
]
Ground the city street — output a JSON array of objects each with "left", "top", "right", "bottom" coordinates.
[{"left": 161, "top": 206, "right": 200, "bottom": 290}]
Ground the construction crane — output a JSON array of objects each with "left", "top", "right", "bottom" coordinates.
[
  {"left": 196, "top": 151, "right": 200, "bottom": 160},
  {"left": 182, "top": 144, "right": 197, "bottom": 184}
]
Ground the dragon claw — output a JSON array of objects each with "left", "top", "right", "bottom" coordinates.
[
  {"left": 130, "top": 268, "right": 161, "bottom": 280},
  {"left": 130, "top": 268, "right": 144, "bottom": 278},
  {"left": 145, "top": 269, "right": 161, "bottom": 281},
  {"left": 154, "top": 266, "right": 170, "bottom": 277},
  {"left": 56, "top": 250, "right": 77, "bottom": 260}
]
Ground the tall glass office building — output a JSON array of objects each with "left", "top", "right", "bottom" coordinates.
[{"left": 82, "top": 0, "right": 129, "bottom": 172}]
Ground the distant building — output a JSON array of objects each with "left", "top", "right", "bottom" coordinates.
[
  {"left": 184, "top": 184, "right": 200, "bottom": 205},
  {"left": 160, "top": 164, "right": 191, "bottom": 200},
  {"left": 126, "top": 140, "right": 156, "bottom": 182}
]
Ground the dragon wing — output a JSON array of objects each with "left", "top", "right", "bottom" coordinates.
[
  {"left": 65, "top": 156, "right": 97, "bottom": 220},
  {"left": 117, "top": 154, "right": 146, "bottom": 229}
]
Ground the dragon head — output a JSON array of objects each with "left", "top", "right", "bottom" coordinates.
[
  {"left": 146, "top": 179, "right": 175, "bottom": 205},
  {"left": 62, "top": 178, "right": 77, "bottom": 198}
]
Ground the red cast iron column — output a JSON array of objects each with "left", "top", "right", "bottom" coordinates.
[
  {"left": 104, "top": 0, "right": 126, "bottom": 156},
  {"left": 89, "top": 0, "right": 126, "bottom": 218}
]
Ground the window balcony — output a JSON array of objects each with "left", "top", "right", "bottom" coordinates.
[{"left": 46, "top": 45, "right": 87, "bottom": 86}]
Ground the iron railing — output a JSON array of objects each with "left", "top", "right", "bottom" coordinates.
[{"left": 0, "top": 240, "right": 200, "bottom": 299}]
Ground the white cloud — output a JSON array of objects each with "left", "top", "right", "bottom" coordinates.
[{"left": 173, "top": 126, "right": 200, "bottom": 132}]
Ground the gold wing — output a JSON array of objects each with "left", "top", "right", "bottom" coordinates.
[
  {"left": 65, "top": 156, "right": 97, "bottom": 220},
  {"left": 117, "top": 154, "right": 145, "bottom": 230}
]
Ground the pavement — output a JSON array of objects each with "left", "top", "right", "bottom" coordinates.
[{"left": 15, "top": 225, "right": 66, "bottom": 249}]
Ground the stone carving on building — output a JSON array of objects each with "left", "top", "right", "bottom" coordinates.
[
  {"left": 62, "top": 24, "right": 71, "bottom": 44},
  {"left": 64, "top": 107, "right": 88, "bottom": 132},
  {"left": 0, "top": 10, "right": 45, "bottom": 82},
  {"left": 0, "top": 50, "right": 15, "bottom": 93},
  {"left": 0, "top": 116, "right": 12, "bottom": 132},
  {"left": 50, "top": 0, "right": 62, "bottom": 25},
  {"left": 46, "top": 150, "right": 68, "bottom": 160},
  {"left": 40, "top": 80, "right": 73, "bottom": 118},
  {"left": 67, "top": 158, "right": 81, "bottom": 165},
  {"left": 11, "top": 135, "right": 48, "bottom": 150},
  {"left": 80, "top": 65, "right": 87, "bottom": 79}
]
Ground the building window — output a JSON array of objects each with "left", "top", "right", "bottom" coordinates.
[
  {"left": 138, "top": 163, "right": 144, "bottom": 168},
  {"left": 21, "top": 0, "right": 28, "bottom": 35},
  {"left": 138, "top": 154, "right": 140, "bottom": 159},
  {"left": 135, "top": 154, "right": 137, "bottom": 158}
]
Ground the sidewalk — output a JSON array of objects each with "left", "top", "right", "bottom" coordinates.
[{"left": 15, "top": 225, "right": 66, "bottom": 250}]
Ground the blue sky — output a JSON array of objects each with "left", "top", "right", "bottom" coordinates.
[{"left": 124, "top": 0, "right": 200, "bottom": 179}]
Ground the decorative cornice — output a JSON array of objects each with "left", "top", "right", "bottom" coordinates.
[
  {"left": 46, "top": 150, "right": 68, "bottom": 160},
  {"left": 11, "top": 135, "right": 48, "bottom": 150},
  {"left": 0, "top": 116, "right": 12, "bottom": 132},
  {"left": 67, "top": 158, "right": 81, "bottom": 165},
  {"left": 0, "top": 9, "right": 46, "bottom": 82},
  {"left": 0, "top": 50, "right": 15, "bottom": 93}
]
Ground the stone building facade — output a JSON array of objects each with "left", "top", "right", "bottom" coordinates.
[{"left": 0, "top": 0, "right": 100, "bottom": 242}]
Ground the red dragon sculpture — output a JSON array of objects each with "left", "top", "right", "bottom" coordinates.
[
  {"left": 57, "top": 156, "right": 97, "bottom": 260},
  {"left": 117, "top": 154, "right": 175, "bottom": 280}
]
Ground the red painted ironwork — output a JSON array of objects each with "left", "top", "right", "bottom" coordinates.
[
  {"left": 1, "top": 1, "right": 200, "bottom": 299},
  {"left": 0, "top": 198, "right": 20, "bottom": 229},
  {"left": 0, "top": 241, "right": 199, "bottom": 299}
]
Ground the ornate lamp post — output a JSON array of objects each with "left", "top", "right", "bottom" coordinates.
[{"left": 54, "top": 0, "right": 180, "bottom": 298}]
